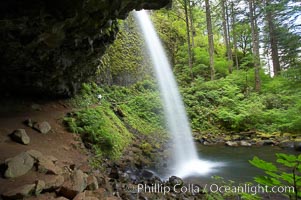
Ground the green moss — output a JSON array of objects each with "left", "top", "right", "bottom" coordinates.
[{"left": 64, "top": 104, "right": 131, "bottom": 159}]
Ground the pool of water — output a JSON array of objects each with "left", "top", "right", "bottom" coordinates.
[{"left": 184, "top": 144, "right": 299, "bottom": 184}]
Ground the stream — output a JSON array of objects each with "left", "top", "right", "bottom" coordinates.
[{"left": 184, "top": 144, "right": 299, "bottom": 184}]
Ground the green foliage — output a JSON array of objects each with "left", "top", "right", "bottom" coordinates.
[
  {"left": 180, "top": 69, "right": 301, "bottom": 133},
  {"left": 70, "top": 82, "right": 104, "bottom": 108},
  {"left": 249, "top": 154, "right": 301, "bottom": 199},
  {"left": 64, "top": 105, "right": 131, "bottom": 159},
  {"left": 65, "top": 80, "right": 167, "bottom": 159},
  {"left": 105, "top": 80, "right": 165, "bottom": 135}
]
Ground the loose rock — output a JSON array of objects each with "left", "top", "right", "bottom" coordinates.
[
  {"left": 240, "top": 141, "right": 252, "bottom": 147},
  {"left": 24, "top": 118, "right": 34, "bottom": 128},
  {"left": 35, "top": 180, "right": 45, "bottom": 195},
  {"left": 86, "top": 175, "right": 99, "bottom": 190},
  {"left": 26, "top": 149, "right": 62, "bottom": 175},
  {"left": 4, "top": 152, "right": 34, "bottom": 178},
  {"left": 59, "top": 170, "right": 87, "bottom": 199},
  {"left": 10, "top": 129, "right": 30, "bottom": 145},
  {"left": 44, "top": 175, "right": 65, "bottom": 192},
  {"left": 2, "top": 184, "right": 36, "bottom": 199},
  {"left": 279, "top": 140, "right": 294, "bottom": 149},
  {"left": 225, "top": 141, "right": 239, "bottom": 147},
  {"left": 33, "top": 121, "right": 51, "bottom": 134},
  {"left": 168, "top": 176, "right": 183, "bottom": 187}
]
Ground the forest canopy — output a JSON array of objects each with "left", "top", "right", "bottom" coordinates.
[{"left": 96, "top": 0, "right": 301, "bottom": 134}]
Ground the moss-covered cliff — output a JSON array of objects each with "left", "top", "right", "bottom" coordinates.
[{"left": 0, "top": 0, "right": 170, "bottom": 96}]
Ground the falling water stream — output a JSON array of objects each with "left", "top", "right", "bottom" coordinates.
[{"left": 134, "top": 10, "right": 222, "bottom": 178}]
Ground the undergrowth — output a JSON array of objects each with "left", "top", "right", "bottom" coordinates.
[{"left": 64, "top": 80, "right": 166, "bottom": 159}]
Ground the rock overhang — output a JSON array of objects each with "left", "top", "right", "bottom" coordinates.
[{"left": 0, "top": 0, "right": 172, "bottom": 97}]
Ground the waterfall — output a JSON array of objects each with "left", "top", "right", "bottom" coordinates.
[{"left": 134, "top": 10, "right": 220, "bottom": 178}]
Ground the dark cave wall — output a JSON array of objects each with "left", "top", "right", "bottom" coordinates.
[{"left": 0, "top": 0, "right": 171, "bottom": 96}]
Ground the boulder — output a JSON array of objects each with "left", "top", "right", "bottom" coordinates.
[
  {"left": 44, "top": 175, "right": 65, "bottom": 192},
  {"left": 4, "top": 152, "right": 34, "bottom": 178},
  {"left": 24, "top": 118, "right": 34, "bottom": 128},
  {"left": 35, "top": 180, "right": 46, "bottom": 195},
  {"left": 225, "top": 141, "right": 239, "bottom": 147},
  {"left": 26, "top": 149, "right": 62, "bottom": 175},
  {"left": 37, "top": 156, "right": 62, "bottom": 175},
  {"left": 240, "top": 141, "right": 252, "bottom": 147},
  {"left": 141, "top": 169, "right": 154, "bottom": 180},
  {"left": 2, "top": 184, "right": 36, "bottom": 199},
  {"left": 33, "top": 121, "right": 51, "bottom": 134},
  {"left": 279, "top": 140, "right": 294, "bottom": 149},
  {"left": 262, "top": 140, "right": 275, "bottom": 146},
  {"left": 26, "top": 149, "right": 44, "bottom": 160},
  {"left": 10, "top": 129, "right": 30, "bottom": 145},
  {"left": 168, "top": 176, "right": 183, "bottom": 187},
  {"left": 86, "top": 175, "right": 99, "bottom": 190},
  {"left": 59, "top": 170, "right": 88, "bottom": 199}
]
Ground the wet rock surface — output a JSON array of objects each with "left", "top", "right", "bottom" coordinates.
[{"left": 0, "top": 0, "right": 171, "bottom": 96}]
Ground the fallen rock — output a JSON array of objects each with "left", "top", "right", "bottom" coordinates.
[
  {"left": 37, "top": 156, "right": 62, "bottom": 175},
  {"left": 44, "top": 175, "right": 65, "bottom": 192},
  {"left": 86, "top": 175, "right": 99, "bottom": 190},
  {"left": 168, "top": 176, "right": 183, "bottom": 187},
  {"left": 26, "top": 149, "right": 61, "bottom": 175},
  {"left": 35, "top": 180, "right": 45, "bottom": 195},
  {"left": 225, "top": 141, "right": 239, "bottom": 147},
  {"left": 141, "top": 169, "right": 154, "bottom": 180},
  {"left": 24, "top": 118, "right": 34, "bottom": 128},
  {"left": 4, "top": 152, "right": 34, "bottom": 178},
  {"left": 2, "top": 184, "right": 36, "bottom": 199},
  {"left": 279, "top": 140, "right": 294, "bottom": 149},
  {"left": 26, "top": 149, "right": 44, "bottom": 160},
  {"left": 240, "top": 141, "right": 252, "bottom": 147},
  {"left": 33, "top": 121, "right": 51, "bottom": 134},
  {"left": 59, "top": 170, "right": 88, "bottom": 199},
  {"left": 10, "top": 129, "right": 30, "bottom": 145},
  {"left": 262, "top": 140, "right": 275, "bottom": 146}
]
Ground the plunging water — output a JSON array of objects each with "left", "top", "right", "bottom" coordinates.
[{"left": 134, "top": 10, "right": 221, "bottom": 178}]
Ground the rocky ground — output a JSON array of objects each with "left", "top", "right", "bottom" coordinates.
[{"left": 0, "top": 99, "right": 207, "bottom": 200}]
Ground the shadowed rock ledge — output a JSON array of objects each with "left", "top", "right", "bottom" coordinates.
[{"left": 0, "top": 0, "right": 171, "bottom": 96}]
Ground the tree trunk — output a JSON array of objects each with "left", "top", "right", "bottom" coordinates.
[
  {"left": 188, "top": 0, "right": 195, "bottom": 49},
  {"left": 248, "top": 0, "right": 261, "bottom": 92},
  {"left": 205, "top": 0, "right": 215, "bottom": 80},
  {"left": 231, "top": 2, "right": 239, "bottom": 70},
  {"left": 221, "top": 0, "right": 232, "bottom": 73},
  {"left": 184, "top": 0, "right": 193, "bottom": 78},
  {"left": 266, "top": 0, "right": 281, "bottom": 76}
]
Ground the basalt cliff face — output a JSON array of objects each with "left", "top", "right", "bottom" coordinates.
[{"left": 0, "top": 0, "right": 170, "bottom": 96}]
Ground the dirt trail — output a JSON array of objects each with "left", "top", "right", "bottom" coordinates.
[{"left": 0, "top": 99, "right": 89, "bottom": 194}]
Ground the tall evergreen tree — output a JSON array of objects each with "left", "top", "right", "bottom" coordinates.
[
  {"left": 205, "top": 0, "right": 215, "bottom": 80},
  {"left": 248, "top": 0, "right": 261, "bottom": 91}
]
